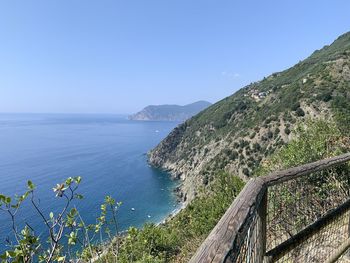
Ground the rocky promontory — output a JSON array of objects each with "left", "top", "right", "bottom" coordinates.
[{"left": 129, "top": 101, "right": 211, "bottom": 122}]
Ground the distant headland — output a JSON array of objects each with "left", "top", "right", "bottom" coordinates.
[{"left": 129, "top": 101, "right": 212, "bottom": 121}]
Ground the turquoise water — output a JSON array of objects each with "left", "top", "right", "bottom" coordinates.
[{"left": 0, "top": 113, "right": 179, "bottom": 252}]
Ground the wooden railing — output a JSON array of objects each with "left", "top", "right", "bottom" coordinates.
[{"left": 190, "top": 153, "right": 350, "bottom": 263}]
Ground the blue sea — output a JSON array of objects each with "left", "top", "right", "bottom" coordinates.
[{"left": 0, "top": 113, "right": 179, "bottom": 252}]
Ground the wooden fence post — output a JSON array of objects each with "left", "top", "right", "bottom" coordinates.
[{"left": 257, "top": 189, "right": 268, "bottom": 262}]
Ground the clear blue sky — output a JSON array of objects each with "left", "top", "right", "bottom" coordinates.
[{"left": 0, "top": 1, "right": 349, "bottom": 114}]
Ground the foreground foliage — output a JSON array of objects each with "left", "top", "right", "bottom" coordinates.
[
  {"left": 98, "top": 172, "right": 245, "bottom": 263},
  {"left": 0, "top": 172, "right": 244, "bottom": 263},
  {"left": 0, "top": 177, "right": 121, "bottom": 263}
]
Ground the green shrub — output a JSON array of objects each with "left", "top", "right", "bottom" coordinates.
[
  {"left": 284, "top": 127, "right": 291, "bottom": 135},
  {"left": 107, "top": 172, "right": 245, "bottom": 263},
  {"left": 256, "top": 119, "right": 348, "bottom": 175},
  {"left": 295, "top": 107, "right": 305, "bottom": 117}
]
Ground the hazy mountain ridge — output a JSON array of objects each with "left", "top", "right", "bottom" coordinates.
[
  {"left": 129, "top": 101, "right": 212, "bottom": 121},
  {"left": 149, "top": 32, "right": 350, "bottom": 202}
]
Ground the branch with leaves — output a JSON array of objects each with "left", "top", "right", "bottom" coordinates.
[{"left": 0, "top": 177, "right": 121, "bottom": 263}]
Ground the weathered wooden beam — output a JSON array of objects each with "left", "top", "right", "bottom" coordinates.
[
  {"left": 189, "top": 178, "right": 266, "bottom": 263},
  {"left": 263, "top": 153, "right": 350, "bottom": 186}
]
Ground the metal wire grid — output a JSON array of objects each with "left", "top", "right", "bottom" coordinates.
[
  {"left": 266, "top": 167, "right": 350, "bottom": 252},
  {"left": 275, "top": 209, "right": 350, "bottom": 262}
]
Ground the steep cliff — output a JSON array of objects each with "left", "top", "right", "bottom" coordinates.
[{"left": 149, "top": 32, "right": 350, "bottom": 202}]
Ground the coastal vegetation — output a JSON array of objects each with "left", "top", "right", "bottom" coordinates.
[
  {"left": 0, "top": 171, "right": 244, "bottom": 262},
  {"left": 2, "top": 118, "right": 348, "bottom": 263},
  {"left": 112, "top": 119, "right": 348, "bottom": 263},
  {"left": 98, "top": 172, "right": 244, "bottom": 263},
  {"left": 1, "top": 32, "right": 350, "bottom": 262}
]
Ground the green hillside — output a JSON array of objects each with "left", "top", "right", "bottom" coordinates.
[{"left": 149, "top": 32, "right": 350, "bottom": 201}]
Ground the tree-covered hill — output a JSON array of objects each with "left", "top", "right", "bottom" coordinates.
[
  {"left": 129, "top": 101, "right": 212, "bottom": 122},
  {"left": 149, "top": 31, "right": 350, "bottom": 202}
]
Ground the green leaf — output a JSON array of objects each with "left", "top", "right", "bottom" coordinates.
[
  {"left": 70, "top": 207, "right": 77, "bottom": 216},
  {"left": 67, "top": 231, "right": 77, "bottom": 245},
  {"left": 27, "top": 180, "right": 35, "bottom": 190},
  {"left": 57, "top": 256, "right": 66, "bottom": 262},
  {"left": 11, "top": 204, "right": 19, "bottom": 209},
  {"left": 75, "top": 194, "right": 84, "bottom": 199},
  {"left": 49, "top": 212, "right": 54, "bottom": 219},
  {"left": 0, "top": 194, "right": 6, "bottom": 202},
  {"left": 105, "top": 195, "right": 115, "bottom": 205},
  {"left": 74, "top": 176, "right": 82, "bottom": 184},
  {"left": 65, "top": 177, "right": 73, "bottom": 186},
  {"left": 5, "top": 250, "right": 16, "bottom": 258},
  {"left": 21, "top": 192, "right": 29, "bottom": 201}
]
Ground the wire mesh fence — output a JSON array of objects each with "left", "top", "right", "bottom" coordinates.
[
  {"left": 229, "top": 162, "right": 350, "bottom": 263},
  {"left": 190, "top": 154, "right": 350, "bottom": 263},
  {"left": 274, "top": 208, "right": 350, "bottom": 262},
  {"left": 266, "top": 164, "right": 350, "bottom": 252}
]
